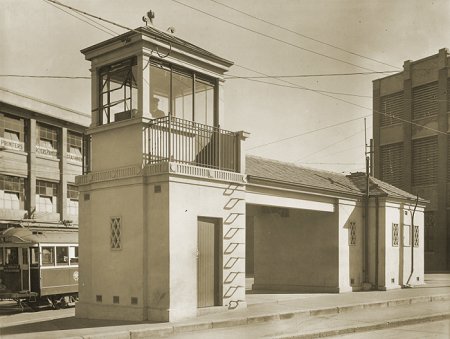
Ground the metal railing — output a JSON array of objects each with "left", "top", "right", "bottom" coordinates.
[{"left": 145, "top": 115, "right": 239, "bottom": 172}]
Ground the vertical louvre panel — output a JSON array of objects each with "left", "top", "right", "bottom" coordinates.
[
  {"left": 447, "top": 77, "right": 450, "bottom": 112},
  {"left": 381, "top": 143, "right": 404, "bottom": 188},
  {"left": 447, "top": 135, "right": 450, "bottom": 182},
  {"left": 412, "top": 82, "right": 438, "bottom": 120},
  {"left": 380, "top": 91, "right": 404, "bottom": 126},
  {"left": 412, "top": 136, "right": 438, "bottom": 185}
]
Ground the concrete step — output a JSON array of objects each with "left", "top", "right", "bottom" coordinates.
[{"left": 84, "top": 293, "right": 450, "bottom": 338}]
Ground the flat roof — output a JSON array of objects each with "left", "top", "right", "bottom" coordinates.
[{"left": 0, "top": 86, "right": 90, "bottom": 127}]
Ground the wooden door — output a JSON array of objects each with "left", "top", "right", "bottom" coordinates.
[{"left": 197, "top": 219, "right": 218, "bottom": 308}]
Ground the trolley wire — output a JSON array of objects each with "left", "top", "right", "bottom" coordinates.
[
  {"left": 170, "top": 0, "right": 379, "bottom": 72},
  {"left": 207, "top": 0, "right": 401, "bottom": 70}
]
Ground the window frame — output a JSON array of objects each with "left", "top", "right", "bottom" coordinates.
[{"left": 149, "top": 60, "right": 217, "bottom": 126}]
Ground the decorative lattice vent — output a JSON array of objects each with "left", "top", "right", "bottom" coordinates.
[
  {"left": 392, "top": 223, "right": 399, "bottom": 247},
  {"left": 111, "top": 217, "right": 121, "bottom": 249}
]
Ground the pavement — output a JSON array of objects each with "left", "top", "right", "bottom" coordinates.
[{"left": 0, "top": 274, "right": 449, "bottom": 338}]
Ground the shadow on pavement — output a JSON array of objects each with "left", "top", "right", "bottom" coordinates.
[{"left": 0, "top": 316, "right": 155, "bottom": 336}]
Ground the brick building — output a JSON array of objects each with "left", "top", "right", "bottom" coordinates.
[
  {"left": 373, "top": 48, "right": 450, "bottom": 271},
  {"left": 0, "top": 87, "right": 90, "bottom": 229}
]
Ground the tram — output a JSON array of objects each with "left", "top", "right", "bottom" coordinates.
[{"left": 0, "top": 224, "right": 78, "bottom": 309}]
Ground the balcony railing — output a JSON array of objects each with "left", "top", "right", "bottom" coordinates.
[{"left": 145, "top": 116, "right": 239, "bottom": 172}]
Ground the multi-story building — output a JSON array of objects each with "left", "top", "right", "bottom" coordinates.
[
  {"left": 0, "top": 86, "right": 90, "bottom": 229},
  {"left": 373, "top": 48, "right": 450, "bottom": 271}
]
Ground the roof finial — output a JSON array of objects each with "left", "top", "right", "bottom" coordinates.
[{"left": 142, "top": 10, "right": 155, "bottom": 26}]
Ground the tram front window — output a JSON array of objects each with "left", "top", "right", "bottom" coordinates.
[
  {"left": 5, "top": 248, "right": 18, "bottom": 265},
  {"left": 30, "top": 248, "right": 39, "bottom": 266}
]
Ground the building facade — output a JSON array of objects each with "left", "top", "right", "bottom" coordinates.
[
  {"left": 373, "top": 48, "right": 450, "bottom": 272},
  {"left": 246, "top": 156, "right": 425, "bottom": 293},
  {"left": 0, "top": 87, "right": 90, "bottom": 228},
  {"left": 74, "top": 23, "right": 426, "bottom": 323}
]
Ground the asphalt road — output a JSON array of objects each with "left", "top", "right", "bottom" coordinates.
[{"left": 336, "top": 319, "right": 450, "bottom": 339}]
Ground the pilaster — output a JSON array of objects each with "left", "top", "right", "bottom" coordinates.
[
  {"left": 59, "top": 127, "right": 68, "bottom": 221},
  {"left": 402, "top": 60, "right": 412, "bottom": 192},
  {"left": 372, "top": 80, "right": 381, "bottom": 178},
  {"left": 27, "top": 118, "right": 36, "bottom": 215}
]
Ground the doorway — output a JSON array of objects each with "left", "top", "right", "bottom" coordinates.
[{"left": 197, "top": 217, "right": 221, "bottom": 308}]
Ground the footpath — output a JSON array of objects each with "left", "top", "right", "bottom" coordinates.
[{"left": 1, "top": 274, "right": 450, "bottom": 338}]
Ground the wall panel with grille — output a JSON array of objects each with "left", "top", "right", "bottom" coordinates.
[
  {"left": 412, "top": 136, "right": 438, "bottom": 185},
  {"left": 412, "top": 82, "right": 439, "bottom": 120},
  {"left": 380, "top": 143, "right": 404, "bottom": 188},
  {"left": 380, "top": 91, "right": 405, "bottom": 126}
]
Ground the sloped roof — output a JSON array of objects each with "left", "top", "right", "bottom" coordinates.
[
  {"left": 246, "top": 155, "right": 423, "bottom": 202},
  {"left": 246, "top": 155, "right": 361, "bottom": 195}
]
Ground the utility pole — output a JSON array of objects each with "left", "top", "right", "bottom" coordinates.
[{"left": 363, "top": 118, "right": 370, "bottom": 285}]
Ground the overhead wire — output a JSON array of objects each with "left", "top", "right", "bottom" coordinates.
[
  {"left": 170, "top": 0, "right": 379, "bottom": 72},
  {"left": 43, "top": 0, "right": 118, "bottom": 37},
  {"left": 239, "top": 77, "right": 372, "bottom": 98},
  {"left": 247, "top": 115, "right": 369, "bottom": 151},
  {"left": 225, "top": 70, "right": 398, "bottom": 79},
  {"left": 207, "top": 0, "right": 401, "bottom": 70},
  {"left": 233, "top": 64, "right": 448, "bottom": 136},
  {"left": 45, "top": 0, "right": 139, "bottom": 35},
  {"left": 41, "top": 0, "right": 449, "bottom": 145},
  {"left": 0, "top": 74, "right": 90, "bottom": 80},
  {"left": 296, "top": 127, "right": 368, "bottom": 163}
]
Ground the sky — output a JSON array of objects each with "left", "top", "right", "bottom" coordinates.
[{"left": 1, "top": 0, "right": 449, "bottom": 174}]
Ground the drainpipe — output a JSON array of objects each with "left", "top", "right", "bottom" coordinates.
[{"left": 405, "top": 194, "right": 419, "bottom": 287}]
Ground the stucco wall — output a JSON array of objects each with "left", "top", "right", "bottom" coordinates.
[
  {"left": 158, "top": 176, "right": 246, "bottom": 321},
  {"left": 253, "top": 207, "right": 340, "bottom": 292},
  {"left": 90, "top": 121, "right": 144, "bottom": 172},
  {"left": 338, "top": 199, "right": 363, "bottom": 291},
  {"left": 76, "top": 177, "right": 146, "bottom": 321},
  {"left": 381, "top": 201, "right": 424, "bottom": 290}
]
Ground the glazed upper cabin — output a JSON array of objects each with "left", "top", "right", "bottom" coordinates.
[{"left": 81, "top": 26, "right": 245, "bottom": 174}]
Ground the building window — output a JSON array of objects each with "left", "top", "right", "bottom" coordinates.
[
  {"left": 67, "top": 132, "right": 83, "bottom": 162},
  {"left": 392, "top": 223, "right": 399, "bottom": 246},
  {"left": 413, "top": 225, "right": 419, "bottom": 247},
  {"left": 380, "top": 91, "right": 404, "bottom": 126},
  {"left": 99, "top": 57, "right": 138, "bottom": 125},
  {"left": 424, "top": 211, "right": 434, "bottom": 252},
  {"left": 412, "top": 82, "right": 439, "bottom": 120},
  {"left": 36, "top": 124, "right": 58, "bottom": 157},
  {"left": 0, "top": 175, "right": 25, "bottom": 210},
  {"left": 36, "top": 180, "right": 58, "bottom": 213},
  {"left": 403, "top": 224, "right": 411, "bottom": 247},
  {"left": 0, "top": 113, "right": 24, "bottom": 150},
  {"left": 111, "top": 217, "right": 121, "bottom": 249},
  {"left": 150, "top": 61, "right": 216, "bottom": 125},
  {"left": 412, "top": 136, "right": 438, "bottom": 186},
  {"left": 349, "top": 221, "right": 356, "bottom": 246},
  {"left": 67, "top": 185, "right": 79, "bottom": 216},
  {"left": 380, "top": 143, "right": 404, "bottom": 189}
]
